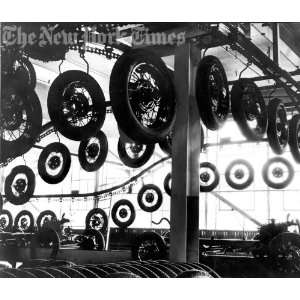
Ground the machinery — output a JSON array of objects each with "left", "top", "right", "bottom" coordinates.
[{"left": 1, "top": 22, "right": 300, "bottom": 278}]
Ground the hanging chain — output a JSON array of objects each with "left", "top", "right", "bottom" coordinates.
[
  {"left": 0, "top": 44, "right": 120, "bottom": 168},
  {"left": 69, "top": 44, "right": 121, "bottom": 60}
]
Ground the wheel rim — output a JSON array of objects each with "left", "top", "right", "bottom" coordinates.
[
  {"left": 242, "top": 84, "right": 265, "bottom": 135},
  {"left": 11, "top": 174, "right": 29, "bottom": 197},
  {"left": 274, "top": 243, "right": 300, "bottom": 273},
  {"left": 226, "top": 160, "right": 253, "bottom": 188},
  {"left": 266, "top": 161, "right": 291, "bottom": 186},
  {"left": 138, "top": 239, "right": 160, "bottom": 261},
  {"left": 45, "top": 152, "right": 64, "bottom": 176},
  {"left": 1, "top": 89, "right": 30, "bottom": 143},
  {"left": 40, "top": 214, "right": 56, "bottom": 228},
  {"left": 125, "top": 142, "right": 146, "bottom": 159},
  {"left": 12, "top": 59, "right": 34, "bottom": 86},
  {"left": 61, "top": 81, "right": 96, "bottom": 128},
  {"left": 0, "top": 215, "right": 9, "bottom": 231},
  {"left": 85, "top": 139, "right": 101, "bottom": 163},
  {"left": 128, "top": 62, "right": 174, "bottom": 131},
  {"left": 18, "top": 216, "right": 31, "bottom": 231},
  {"left": 276, "top": 104, "right": 289, "bottom": 146},
  {"left": 142, "top": 190, "right": 158, "bottom": 208},
  {"left": 208, "top": 63, "right": 228, "bottom": 122},
  {"left": 88, "top": 213, "right": 105, "bottom": 231},
  {"left": 200, "top": 169, "right": 214, "bottom": 187}
]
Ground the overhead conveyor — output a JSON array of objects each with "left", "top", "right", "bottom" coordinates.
[{"left": 221, "top": 23, "right": 300, "bottom": 112}]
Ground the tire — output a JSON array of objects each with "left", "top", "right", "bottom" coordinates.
[
  {"left": 159, "top": 125, "right": 205, "bottom": 155},
  {"left": 288, "top": 114, "right": 300, "bottom": 163},
  {"left": 38, "top": 142, "right": 71, "bottom": 184},
  {"left": 176, "top": 270, "right": 212, "bottom": 278},
  {"left": 268, "top": 232, "right": 300, "bottom": 273},
  {"left": 36, "top": 210, "right": 57, "bottom": 231},
  {"left": 131, "top": 231, "right": 167, "bottom": 261},
  {"left": 111, "top": 199, "right": 136, "bottom": 228},
  {"left": 12, "top": 57, "right": 37, "bottom": 90},
  {"left": 199, "top": 162, "right": 220, "bottom": 192},
  {"left": 163, "top": 173, "right": 172, "bottom": 196},
  {"left": 0, "top": 84, "right": 42, "bottom": 162},
  {"left": 262, "top": 157, "right": 294, "bottom": 189},
  {"left": 267, "top": 98, "right": 289, "bottom": 154},
  {"left": 20, "top": 259, "right": 74, "bottom": 268},
  {"left": 117, "top": 138, "right": 155, "bottom": 168},
  {"left": 47, "top": 70, "right": 106, "bottom": 141},
  {"left": 0, "top": 209, "right": 13, "bottom": 232},
  {"left": 85, "top": 208, "right": 108, "bottom": 233},
  {"left": 158, "top": 132, "right": 172, "bottom": 156},
  {"left": 14, "top": 210, "right": 35, "bottom": 232},
  {"left": 1, "top": 268, "right": 35, "bottom": 278},
  {"left": 81, "top": 229, "right": 105, "bottom": 251},
  {"left": 31, "top": 227, "right": 60, "bottom": 259},
  {"left": 78, "top": 131, "right": 108, "bottom": 172},
  {"left": 225, "top": 159, "right": 254, "bottom": 190},
  {"left": 72, "top": 266, "right": 99, "bottom": 278},
  {"left": 21, "top": 268, "right": 54, "bottom": 278},
  {"left": 110, "top": 48, "right": 176, "bottom": 144},
  {"left": 195, "top": 56, "right": 230, "bottom": 130},
  {"left": 137, "top": 184, "right": 163, "bottom": 213},
  {"left": 5, "top": 165, "right": 36, "bottom": 205},
  {"left": 106, "top": 272, "right": 140, "bottom": 278},
  {"left": 231, "top": 78, "right": 267, "bottom": 141}
]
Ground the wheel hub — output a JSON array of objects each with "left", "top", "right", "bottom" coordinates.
[
  {"left": 234, "top": 168, "right": 245, "bottom": 179},
  {"left": 14, "top": 178, "right": 27, "bottom": 193},
  {"left": 2, "top": 105, "right": 23, "bottom": 131},
  {"left": 272, "top": 167, "right": 283, "bottom": 178},
  {"left": 91, "top": 216, "right": 102, "bottom": 228},
  {"left": 145, "top": 192, "right": 154, "bottom": 203},
  {"left": 130, "top": 143, "right": 143, "bottom": 154},
  {"left": 20, "top": 217, "right": 28, "bottom": 229},
  {"left": 47, "top": 155, "right": 61, "bottom": 170},
  {"left": 87, "top": 143, "right": 99, "bottom": 158},
  {"left": 68, "top": 94, "right": 89, "bottom": 119},
  {"left": 119, "top": 208, "right": 128, "bottom": 218},
  {"left": 200, "top": 171, "right": 211, "bottom": 183},
  {"left": 0, "top": 217, "right": 7, "bottom": 228}
]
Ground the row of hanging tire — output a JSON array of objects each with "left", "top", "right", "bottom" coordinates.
[
  {"left": 164, "top": 156, "right": 296, "bottom": 193},
  {"left": 0, "top": 182, "right": 164, "bottom": 232},
  {"left": 4, "top": 47, "right": 300, "bottom": 167},
  {"left": 1, "top": 135, "right": 171, "bottom": 205},
  {"left": 0, "top": 260, "right": 219, "bottom": 278},
  {"left": 2, "top": 155, "right": 296, "bottom": 209},
  {"left": 85, "top": 184, "right": 164, "bottom": 230},
  {"left": 0, "top": 209, "right": 64, "bottom": 232},
  {"left": 2, "top": 47, "right": 300, "bottom": 210}
]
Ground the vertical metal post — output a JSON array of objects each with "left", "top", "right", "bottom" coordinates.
[
  {"left": 105, "top": 195, "right": 113, "bottom": 250},
  {"left": 93, "top": 169, "right": 100, "bottom": 208},
  {"left": 272, "top": 23, "right": 279, "bottom": 66},
  {"left": 170, "top": 42, "right": 201, "bottom": 263}
]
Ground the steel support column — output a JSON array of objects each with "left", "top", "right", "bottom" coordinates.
[
  {"left": 93, "top": 170, "right": 100, "bottom": 208},
  {"left": 272, "top": 23, "right": 280, "bottom": 66},
  {"left": 170, "top": 42, "right": 201, "bottom": 263}
]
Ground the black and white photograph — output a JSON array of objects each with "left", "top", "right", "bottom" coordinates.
[{"left": 0, "top": 2, "right": 300, "bottom": 298}]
